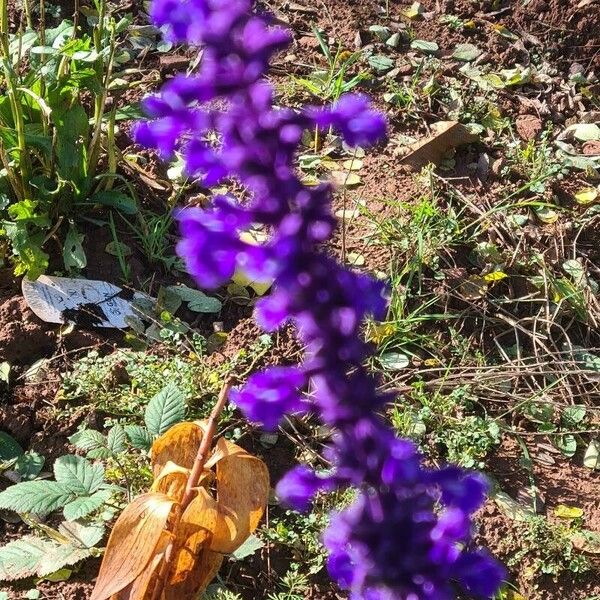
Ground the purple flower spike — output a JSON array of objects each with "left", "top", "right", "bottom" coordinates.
[{"left": 138, "top": 0, "right": 505, "bottom": 597}]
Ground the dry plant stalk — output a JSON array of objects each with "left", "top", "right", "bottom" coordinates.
[{"left": 90, "top": 382, "right": 270, "bottom": 600}]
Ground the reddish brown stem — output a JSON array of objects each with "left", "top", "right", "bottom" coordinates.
[{"left": 181, "top": 380, "right": 232, "bottom": 510}]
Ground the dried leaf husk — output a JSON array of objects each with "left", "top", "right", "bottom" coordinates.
[
  {"left": 164, "top": 488, "right": 222, "bottom": 600},
  {"left": 209, "top": 438, "right": 270, "bottom": 554},
  {"left": 151, "top": 462, "right": 191, "bottom": 504},
  {"left": 151, "top": 421, "right": 205, "bottom": 478},
  {"left": 90, "top": 493, "right": 179, "bottom": 600}
]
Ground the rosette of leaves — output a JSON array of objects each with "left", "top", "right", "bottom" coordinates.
[{"left": 90, "top": 420, "right": 269, "bottom": 600}]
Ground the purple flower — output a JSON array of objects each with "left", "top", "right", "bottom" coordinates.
[
  {"left": 310, "top": 94, "right": 387, "bottom": 147},
  {"left": 276, "top": 465, "right": 334, "bottom": 512},
  {"left": 138, "top": 0, "right": 505, "bottom": 597},
  {"left": 230, "top": 366, "right": 307, "bottom": 430}
]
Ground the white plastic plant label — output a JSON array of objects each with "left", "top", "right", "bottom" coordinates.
[{"left": 22, "top": 275, "right": 144, "bottom": 329}]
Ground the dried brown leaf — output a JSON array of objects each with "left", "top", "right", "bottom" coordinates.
[
  {"left": 399, "top": 121, "right": 478, "bottom": 171},
  {"left": 151, "top": 462, "right": 190, "bottom": 504},
  {"left": 90, "top": 493, "right": 179, "bottom": 600},
  {"left": 151, "top": 421, "right": 205, "bottom": 478},
  {"left": 110, "top": 533, "right": 170, "bottom": 600},
  {"left": 209, "top": 438, "right": 269, "bottom": 554},
  {"left": 165, "top": 488, "right": 222, "bottom": 599}
]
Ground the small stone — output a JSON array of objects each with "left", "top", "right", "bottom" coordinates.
[
  {"left": 298, "top": 36, "right": 319, "bottom": 49},
  {"left": 516, "top": 114, "right": 543, "bottom": 141}
]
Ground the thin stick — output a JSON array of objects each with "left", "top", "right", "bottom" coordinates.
[{"left": 181, "top": 380, "right": 232, "bottom": 509}]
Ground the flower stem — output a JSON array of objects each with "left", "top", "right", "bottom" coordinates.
[{"left": 181, "top": 380, "right": 232, "bottom": 509}]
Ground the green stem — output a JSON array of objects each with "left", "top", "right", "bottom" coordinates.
[
  {"left": 23, "top": 0, "right": 32, "bottom": 30},
  {"left": 88, "top": 10, "right": 115, "bottom": 178},
  {"left": 0, "top": 0, "right": 31, "bottom": 199}
]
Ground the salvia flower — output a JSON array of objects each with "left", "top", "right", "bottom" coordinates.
[{"left": 137, "top": 1, "right": 505, "bottom": 597}]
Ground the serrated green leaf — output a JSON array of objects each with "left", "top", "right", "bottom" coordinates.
[
  {"left": 63, "top": 489, "right": 111, "bottom": 521},
  {"left": 0, "top": 481, "right": 76, "bottom": 516},
  {"left": 53, "top": 455, "right": 104, "bottom": 495},
  {"left": 144, "top": 383, "right": 186, "bottom": 436},
  {"left": 0, "top": 535, "right": 53, "bottom": 581},
  {"left": 0, "top": 432, "right": 23, "bottom": 461},
  {"left": 124, "top": 425, "right": 153, "bottom": 450},
  {"left": 69, "top": 430, "right": 106, "bottom": 453},
  {"left": 37, "top": 543, "right": 93, "bottom": 579},
  {"left": 106, "top": 425, "right": 127, "bottom": 454},
  {"left": 58, "top": 521, "right": 105, "bottom": 548}
]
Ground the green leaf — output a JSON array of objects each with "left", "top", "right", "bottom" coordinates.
[
  {"left": 63, "top": 489, "right": 111, "bottom": 521},
  {"left": 0, "top": 481, "right": 76, "bottom": 515},
  {"left": 231, "top": 534, "right": 265, "bottom": 560},
  {"left": 166, "top": 285, "right": 222, "bottom": 313},
  {"left": 562, "top": 404, "right": 586, "bottom": 426},
  {"left": 554, "top": 434, "right": 577, "bottom": 457},
  {"left": 52, "top": 101, "right": 89, "bottom": 188},
  {"left": 368, "top": 54, "right": 395, "bottom": 73},
  {"left": 0, "top": 536, "right": 56, "bottom": 581},
  {"left": 379, "top": 352, "right": 410, "bottom": 371},
  {"left": 63, "top": 226, "right": 87, "bottom": 271},
  {"left": 106, "top": 425, "right": 127, "bottom": 454},
  {"left": 124, "top": 425, "right": 153, "bottom": 450},
  {"left": 113, "top": 104, "right": 144, "bottom": 121},
  {"left": 583, "top": 439, "right": 600, "bottom": 470},
  {"left": 145, "top": 383, "right": 186, "bottom": 436},
  {"left": 13, "top": 452, "right": 45, "bottom": 481},
  {"left": 573, "top": 123, "right": 600, "bottom": 142},
  {"left": 451, "top": 43, "right": 482, "bottom": 62},
  {"left": 69, "top": 430, "right": 106, "bottom": 453},
  {"left": 58, "top": 521, "right": 105, "bottom": 548},
  {"left": 88, "top": 191, "right": 138, "bottom": 214},
  {"left": 410, "top": 40, "right": 439, "bottom": 54},
  {"left": 53, "top": 455, "right": 104, "bottom": 495},
  {"left": 0, "top": 533, "right": 94, "bottom": 581},
  {"left": 0, "top": 432, "right": 23, "bottom": 461}
]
